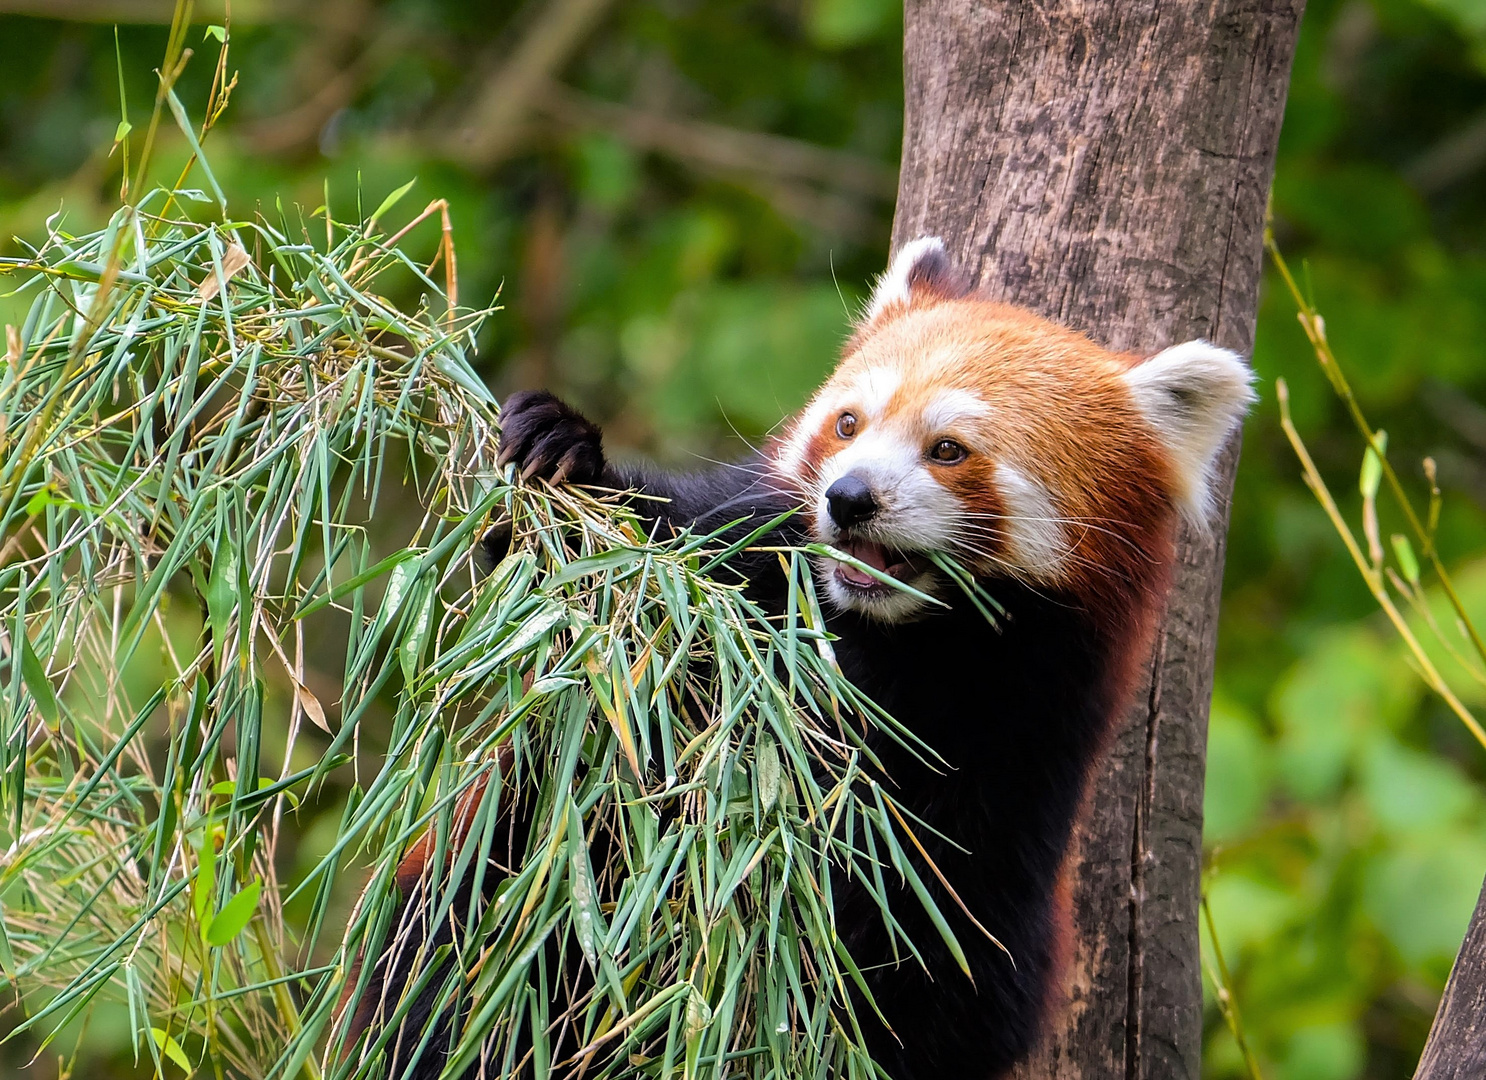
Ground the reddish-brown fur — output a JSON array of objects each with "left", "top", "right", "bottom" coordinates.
[
  {"left": 340, "top": 756, "right": 505, "bottom": 1042},
  {"left": 782, "top": 295, "right": 1181, "bottom": 629}
]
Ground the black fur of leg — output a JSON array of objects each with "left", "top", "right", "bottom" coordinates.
[{"left": 476, "top": 518, "right": 513, "bottom": 572}]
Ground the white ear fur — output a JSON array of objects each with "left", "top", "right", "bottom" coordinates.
[
  {"left": 864, "top": 236, "right": 947, "bottom": 324},
  {"left": 1122, "top": 339, "right": 1257, "bottom": 529}
]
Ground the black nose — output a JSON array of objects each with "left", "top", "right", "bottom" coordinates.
[{"left": 825, "top": 475, "right": 878, "bottom": 528}]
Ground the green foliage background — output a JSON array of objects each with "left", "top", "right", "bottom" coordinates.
[{"left": 1, "top": 0, "right": 1484, "bottom": 1077}]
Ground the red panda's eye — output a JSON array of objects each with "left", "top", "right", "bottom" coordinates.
[
  {"left": 836, "top": 412, "right": 858, "bottom": 438},
  {"left": 929, "top": 439, "right": 968, "bottom": 464}
]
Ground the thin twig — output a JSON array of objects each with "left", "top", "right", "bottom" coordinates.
[
  {"left": 1267, "top": 234, "right": 1486, "bottom": 676},
  {"left": 1201, "top": 893, "right": 1266, "bottom": 1080},
  {"left": 1276, "top": 379, "right": 1486, "bottom": 750}
]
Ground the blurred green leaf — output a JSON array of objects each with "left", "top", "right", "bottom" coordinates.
[
  {"left": 1203, "top": 699, "right": 1273, "bottom": 843},
  {"left": 1421, "top": 0, "right": 1486, "bottom": 37},
  {"left": 1358, "top": 738, "right": 1479, "bottom": 834},
  {"left": 1277, "top": 1021, "right": 1365, "bottom": 1080},
  {"left": 572, "top": 135, "right": 639, "bottom": 212},
  {"left": 631, "top": 282, "right": 857, "bottom": 440},
  {"left": 1204, "top": 873, "right": 1300, "bottom": 960},
  {"left": 1275, "top": 165, "right": 1429, "bottom": 257},
  {"left": 804, "top": 0, "right": 899, "bottom": 47},
  {"left": 1362, "top": 830, "right": 1486, "bottom": 968},
  {"left": 1272, "top": 628, "right": 1420, "bottom": 801},
  {"left": 1391, "top": 533, "right": 1421, "bottom": 585},
  {"left": 1359, "top": 430, "right": 1387, "bottom": 499}
]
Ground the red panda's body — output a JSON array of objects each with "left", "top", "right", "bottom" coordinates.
[{"left": 347, "top": 238, "right": 1253, "bottom": 1079}]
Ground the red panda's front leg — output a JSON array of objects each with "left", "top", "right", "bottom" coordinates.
[{"left": 492, "top": 389, "right": 804, "bottom": 551}]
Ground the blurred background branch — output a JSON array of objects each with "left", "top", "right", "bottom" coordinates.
[
  {"left": 1405, "top": 107, "right": 1486, "bottom": 196},
  {"left": 0, "top": 0, "right": 283, "bottom": 21},
  {"left": 531, "top": 83, "right": 898, "bottom": 198},
  {"left": 240, "top": 17, "right": 399, "bottom": 156},
  {"left": 446, "top": 0, "right": 619, "bottom": 167}
]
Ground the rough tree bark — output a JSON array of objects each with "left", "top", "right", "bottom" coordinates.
[
  {"left": 1413, "top": 874, "right": 1486, "bottom": 1079},
  {"left": 891, "top": 3, "right": 1304, "bottom": 1077}
]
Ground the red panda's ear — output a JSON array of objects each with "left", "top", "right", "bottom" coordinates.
[
  {"left": 862, "top": 236, "right": 972, "bottom": 326},
  {"left": 1122, "top": 340, "right": 1257, "bottom": 530}
]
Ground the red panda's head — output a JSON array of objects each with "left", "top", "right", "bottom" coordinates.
[{"left": 774, "top": 237, "right": 1256, "bottom": 623}]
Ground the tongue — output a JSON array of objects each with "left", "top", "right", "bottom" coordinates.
[
  {"left": 847, "top": 541, "right": 890, "bottom": 571},
  {"left": 840, "top": 541, "right": 891, "bottom": 586}
]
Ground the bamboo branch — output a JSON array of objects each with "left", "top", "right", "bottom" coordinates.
[{"left": 1275, "top": 379, "right": 1486, "bottom": 750}]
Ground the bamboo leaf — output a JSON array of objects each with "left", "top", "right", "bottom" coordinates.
[
  {"left": 548, "top": 547, "right": 644, "bottom": 586},
  {"left": 295, "top": 547, "right": 419, "bottom": 618},
  {"left": 0, "top": 79, "right": 935, "bottom": 1080},
  {"left": 193, "top": 834, "right": 217, "bottom": 926},
  {"left": 18, "top": 632, "right": 58, "bottom": 728},
  {"left": 204, "top": 878, "right": 262, "bottom": 947},
  {"left": 369, "top": 178, "right": 418, "bottom": 229},
  {"left": 757, "top": 734, "right": 780, "bottom": 817},
  {"left": 150, "top": 1027, "right": 192, "bottom": 1073}
]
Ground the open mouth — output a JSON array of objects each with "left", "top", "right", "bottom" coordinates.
[{"left": 832, "top": 539, "right": 918, "bottom": 593}]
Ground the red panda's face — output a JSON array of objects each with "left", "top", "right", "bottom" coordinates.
[{"left": 773, "top": 238, "right": 1255, "bottom": 623}]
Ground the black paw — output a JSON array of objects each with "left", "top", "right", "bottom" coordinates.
[{"left": 496, "top": 390, "right": 606, "bottom": 485}]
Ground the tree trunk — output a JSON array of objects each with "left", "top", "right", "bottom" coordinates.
[
  {"left": 1414, "top": 874, "right": 1486, "bottom": 1080},
  {"left": 892, "top": 3, "right": 1304, "bottom": 1078}
]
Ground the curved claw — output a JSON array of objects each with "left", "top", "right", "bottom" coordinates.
[{"left": 497, "top": 390, "right": 606, "bottom": 485}]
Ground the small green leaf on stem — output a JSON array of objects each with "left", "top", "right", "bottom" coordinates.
[
  {"left": 369, "top": 179, "right": 417, "bottom": 230},
  {"left": 1359, "top": 430, "right": 1388, "bottom": 499},
  {"left": 1391, "top": 534, "right": 1420, "bottom": 587}
]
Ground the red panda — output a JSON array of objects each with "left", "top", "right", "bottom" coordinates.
[{"left": 344, "top": 237, "right": 1254, "bottom": 1079}]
